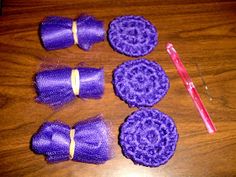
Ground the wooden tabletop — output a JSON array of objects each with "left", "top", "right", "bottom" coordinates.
[{"left": 0, "top": 0, "right": 236, "bottom": 177}]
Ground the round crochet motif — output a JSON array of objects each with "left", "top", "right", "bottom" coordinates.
[
  {"left": 108, "top": 16, "right": 158, "bottom": 57},
  {"left": 119, "top": 108, "right": 178, "bottom": 167},
  {"left": 113, "top": 58, "right": 169, "bottom": 107}
]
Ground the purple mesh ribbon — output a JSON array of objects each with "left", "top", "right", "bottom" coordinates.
[
  {"left": 113, "top": 58, "right": 169, "bottom": 107},
  {"left": 40, "top": 15, "right": 105, "bottom": 50},
  {"left": 108, "top": 15, "right": 158, "bottom": 57},
  {"left": 31, "top": 115, "right": 113, "bottom": 164},
  {"left": 35, "top": 67, "right": 104, "bottom": 107},
  {"left": 119, "top": 108, "right": 178, "bottom": 167}
]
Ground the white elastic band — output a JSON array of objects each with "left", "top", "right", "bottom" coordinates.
[
  {"left": 72, "top": 21, "right": 78, "bottom": 44},
  {"left": 69, "top": 129, "right": 75, "bottom": 159},
  {"left": 71, "top": 69, "right": 80, "bottom": 96}
]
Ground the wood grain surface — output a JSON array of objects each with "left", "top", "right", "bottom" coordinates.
[{"left": 0, "top": 0, "right": 236, "bottom": 177}]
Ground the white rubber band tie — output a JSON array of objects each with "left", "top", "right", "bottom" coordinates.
[
  {"left": 71, "top": 69, "right": 80, "bottom": 96},
  {"left": 72, "top": 21, "right": 78, "bottom": 45},
  {"left": 69, "top": 129, "right": 75, "bottom": 159}
]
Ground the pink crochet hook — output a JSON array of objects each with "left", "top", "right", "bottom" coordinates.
[{"left": 166, "top": 43, "right": 216, "bottom": 134}]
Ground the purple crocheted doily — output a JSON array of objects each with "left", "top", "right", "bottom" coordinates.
[
  {"left": 113, "top": 58, "right": 169, "bottom": 107},
  {"left": 119, "top": 108, "right": 178, "bottom": 167},
  {"left": 108, "top": 16, "right": 158, "bottom": 57}
]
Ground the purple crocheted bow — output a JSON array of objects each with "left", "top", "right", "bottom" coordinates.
[
  {"left": 119, "top": 108, "right": 178, "bottom": 167},
  {"left": 31, "top": 116, "right": 113, "bottom": 164},
  {"left": 108, "top": 15, "right": 158, "bottom": 57},
  {"left": 40, "top": 15, "right": 105, "bottom": 51},
  {"left": 113, "top": 58, "right": 169, "bottom": 108}
]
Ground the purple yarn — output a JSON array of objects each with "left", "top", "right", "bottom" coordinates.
[
  {"left": 40, "top": 15, "right": 105, "bottom": 50},
  {"left": 35, "top": 67, "right": 104, "bottom": 107},
  {"left": 31, "top": 116, "right": 113, "bottom": 164},
  {"left": 108, "top": 15, "right": 158, "bottom": 57},
  {"left": 119, "top": 108, "right": 178, "bottom": 167},
  {"left": 113, "top": 58, "right": 169, "bottom": 108}
]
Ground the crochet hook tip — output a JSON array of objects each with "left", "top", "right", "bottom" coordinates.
[{"left": 166, "top": 42, "right": 173, "bottom": 49}]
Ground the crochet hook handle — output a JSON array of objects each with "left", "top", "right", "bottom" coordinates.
[{"left": 166, "top": 43, "right": 216, "bottom": 134}]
